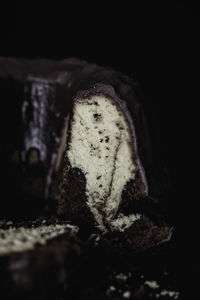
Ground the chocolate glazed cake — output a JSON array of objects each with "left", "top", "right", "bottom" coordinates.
[
  {"left": 0, "top": 220, "right": 80, "bottom": 300},
  {"left": 0, "top": 57, "right": 175, "bottom": 299},
  {"left": 0, "top": 57, "right": 166, "bottom": 221}
]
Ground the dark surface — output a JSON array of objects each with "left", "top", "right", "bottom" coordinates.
[
  {"left": 0, "top": 220, "right": 82, "bottom": 300},
  {"left": 74, "top": 240, "right": 180, "bottom": 300},
  {"left": 0, "top": 224, "right": 178, "bottom": 300},
  {"left": 0, "top": 1, "right": 198, "bottom": 299}
]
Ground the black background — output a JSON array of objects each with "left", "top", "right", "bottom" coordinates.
[{"left": 0, "top": 1, "right": 199, "bottom": 298}]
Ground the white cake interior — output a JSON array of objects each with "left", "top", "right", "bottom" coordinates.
[
  {"left": 67, "top": 95, "right": 141, "bottom": 231},
  {"left": 0, "top": 223, "right": 78, "bottom": 256}
]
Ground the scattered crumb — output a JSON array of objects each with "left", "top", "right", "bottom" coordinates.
[
  {"left": 123, "top": 291, "right": 131, "bottom": 298},
  {"left": 95, "top": 235, "right": 100, "bottom": 242},
  {"left": 111, "top": 213, "right": 141, "bottom": 232},
  {"left": 88, "top": 233, "right": 101, "bottom": 246},
  {"left": 116, "top": 273, "right": 128, "bottom": 281},
  {"left": 94, "top": 235, "right": 100, "bottom": 246},
  {"left": 6, "top": 221, "right": 13, "bottom": 226},
  {"left": 144, "top": 280, "right": 160, "bottom": 289},
  {"left": 106, "top": 285, "right": 116, "bottom": 297},
  {"left": 144, "top": 280, "right": 179, "bottom": 298},
  {"left": 160, "top": 289, "right": 180, "bottom": 299}
]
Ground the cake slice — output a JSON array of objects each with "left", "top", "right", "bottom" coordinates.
[
  {"left": 59, "top": 80, "right": 172, "bottom": 242},
  {"left": 0, "top": 219, "right": 80, "bottom": 300},
  {"left": 60, "top": 83, "right": 148, "bottom": 232}
]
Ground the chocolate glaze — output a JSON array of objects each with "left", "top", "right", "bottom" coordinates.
[{"left": 0, "top": 57, "right": 87, "bottom": 219}]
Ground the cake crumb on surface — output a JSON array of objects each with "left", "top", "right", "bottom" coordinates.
[
  {"left": 144, "top": 280, "right": 160, "bottom": 289},
  {"left": 116, "top": 273, "right": 128, "bottom": 281},
  {"left": 160, "top": 289, "right": 180, "bottom": 298},
  {"left": 123, "top": 291, "right": 131, "bottom": 298}
]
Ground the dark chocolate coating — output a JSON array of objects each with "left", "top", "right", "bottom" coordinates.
[{"left": 0, "top": 57, "right": 87, "bottom": 219}]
